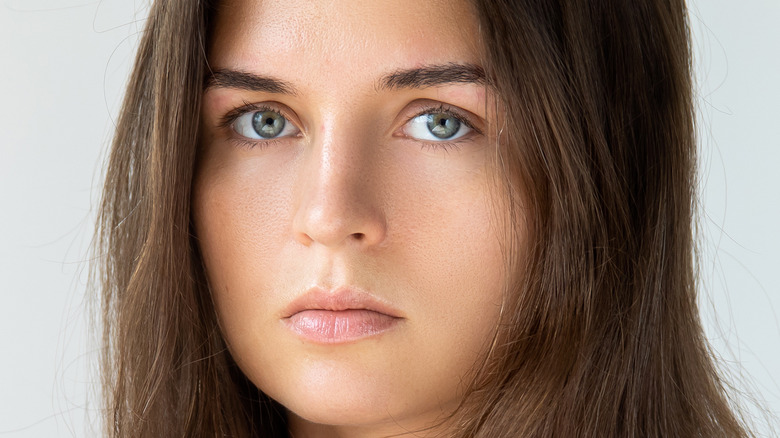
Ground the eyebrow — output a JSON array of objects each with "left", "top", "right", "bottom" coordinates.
[
  {"left": 378, "top": 63, "right": 486, "bottom": 90},
  {"left": 204, "top": 63, "right": 486, "bottom": 95},
  {"left": 204, "top": 69, "right": 298, "bottom": 95}
]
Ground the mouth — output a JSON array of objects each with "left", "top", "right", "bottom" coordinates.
[{"left": 282, "top": 287, "right": 403, "bottom": 344}]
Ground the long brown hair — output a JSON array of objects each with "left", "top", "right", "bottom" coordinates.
[{"left": 95, "top": 0, "right": 750, "bottom": 436}]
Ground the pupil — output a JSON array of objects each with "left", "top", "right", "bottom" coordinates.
[
  {"left": 427, "top": 113, "right": 460, "bottom": 139},
  {"left": 252, "top": 111, "right": 285, "bottom": 138}
]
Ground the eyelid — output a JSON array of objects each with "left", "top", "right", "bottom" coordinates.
[
  {"left": 217, "top": 101, "right": 301, "bottom": 133},
  {"left": 395, "top": 102, "right": 483, "bottom": 152},
  {"left": 402, "top": 101, "right": 483, "bottom": 136}
]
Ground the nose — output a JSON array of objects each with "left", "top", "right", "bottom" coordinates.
[{"left": 292, "top": 132, "right": 387, "bottom": 249}]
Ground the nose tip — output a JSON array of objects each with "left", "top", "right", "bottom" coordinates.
[
  {"left": 292, "top": 127, "right": 388, "bottom": 250},
  {"left": 293, "top": 202, "right": 387, "bottom": 249}
]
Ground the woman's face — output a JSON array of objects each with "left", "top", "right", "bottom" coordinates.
[{"left": 194, "top": 0, "right": 510, "bottom": 435}]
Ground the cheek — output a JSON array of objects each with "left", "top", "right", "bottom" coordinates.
[
  {"left": 191, "top": 153, "right": 298, "bottom": 349},
  {"left": 384, "top": 151, "right": 506, "bottom": 306},
  {"left": 388, "top": 177, "right": 506, "bottom": 363},
  {"left": 394, "top": 191, "right": 502, "bottom": 311}
]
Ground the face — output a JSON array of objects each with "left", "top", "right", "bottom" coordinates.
[{"left": 193, "top": 0, "right": 510, "bottom": 436}]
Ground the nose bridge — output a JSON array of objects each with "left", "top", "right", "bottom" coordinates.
[{"left": 292, "top": 124, "right": 386, "bottom": 248}]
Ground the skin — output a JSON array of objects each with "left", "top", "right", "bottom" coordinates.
[{"left": 193, "top": 0, "right": 512, "bottom": 436}]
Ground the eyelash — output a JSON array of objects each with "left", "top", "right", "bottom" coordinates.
[
  {"left": 218, "top": 101, "right": 481, "bottom": 151},
  {"left": 403, "top": 103, "right": 481, "bottom": 151},
  {"left": 218, "top": 101, "right": 293, "bottom": 149}
]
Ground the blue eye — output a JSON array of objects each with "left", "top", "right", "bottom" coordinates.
[
  {"left": 232, "top": 110, "right": 299, "bottom": 139},
  {"left": 405, "top": 112, "right": 471, "bottom": 142}
]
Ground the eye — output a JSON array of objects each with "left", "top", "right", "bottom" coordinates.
[
  {"left": 232, "top": 109, "right": 299, "bottom": 140},
  {"left": 404, "top": 111, "right": 472, "bottom": 142}
]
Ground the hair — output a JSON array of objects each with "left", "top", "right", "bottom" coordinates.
[{"left": 94, "top": 0, "right": 750, "bottom": 436}]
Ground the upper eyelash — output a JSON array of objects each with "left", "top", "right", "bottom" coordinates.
[{"left": 218, "top": 101, "right": 287, "bottom": 130}]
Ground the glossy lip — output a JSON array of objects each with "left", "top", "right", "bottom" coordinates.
[{"left": 282, "top": 286, "right": 404, "bottom": 344}]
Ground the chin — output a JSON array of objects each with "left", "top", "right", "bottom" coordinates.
[
  {"left": 285, "top": 398, "right": 387, "bottom": 428},
  {"left": 271, "top": 365, "right": 400, "bottom": 425},
  {"left": 258, "top": 358, "right": 456, "bottom": 432}
]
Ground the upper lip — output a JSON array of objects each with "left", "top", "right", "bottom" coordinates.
[{"left": 282, "top": 286, "right": 404, "bottom": 319}]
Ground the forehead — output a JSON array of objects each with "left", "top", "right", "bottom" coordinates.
[{"left": 208, "top": 0, "right": 483, "bottom": 82}]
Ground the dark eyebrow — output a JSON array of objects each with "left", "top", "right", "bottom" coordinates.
[
  {"left": 204, "top": 63, "right": 485, "bottom": 95},
  {"left": 378, "top": 63, "right": 486, "bottom": 90},
  {"left": 204, "top": 69, "right": 298, "bottom": 95}
]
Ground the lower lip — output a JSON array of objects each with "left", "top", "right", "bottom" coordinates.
[{"left": 285, "top": 309, "right": 400, "bottom": 344}]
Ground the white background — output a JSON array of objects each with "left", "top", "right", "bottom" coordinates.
[{"left": 0, "top": 0, "right": 778, "bottom": 436}]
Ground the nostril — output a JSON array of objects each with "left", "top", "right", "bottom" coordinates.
[{"left": 352, "top": 233, "right": 366, "bottom": 241}]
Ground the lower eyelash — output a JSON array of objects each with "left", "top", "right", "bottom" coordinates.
[
  {"left": 418, "top": 141, "right": 465, "bottom": 153},
  {"left": 228, "top": 137, "right": 284, "bottom": 150}
]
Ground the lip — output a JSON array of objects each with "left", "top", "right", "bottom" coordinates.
[{"left": 282, "top": 287, "right": 403, "bottom": 344}]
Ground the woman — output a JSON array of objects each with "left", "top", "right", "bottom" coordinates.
[{"left": 95, "top": 0, "right": 751, "bottom": 436}]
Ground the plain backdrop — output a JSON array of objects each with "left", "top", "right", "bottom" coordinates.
[{"left": 0, "top": 0, "right": 778, "bottom": 436}]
